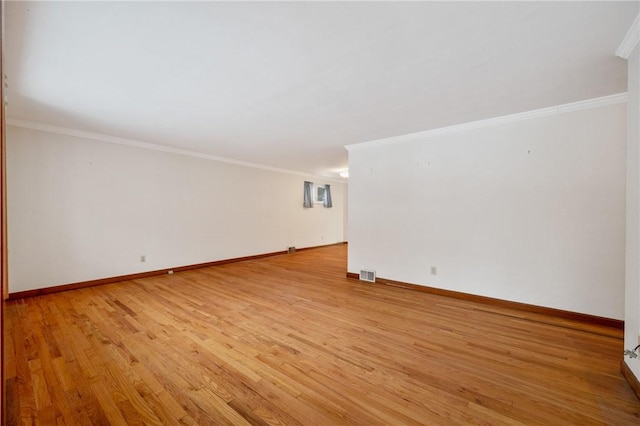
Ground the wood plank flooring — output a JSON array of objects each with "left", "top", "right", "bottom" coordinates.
[{"left": 4, "top": 244, "right": 640, "bottom": 425}]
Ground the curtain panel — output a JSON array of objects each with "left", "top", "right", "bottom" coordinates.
[{"left": 303, "top": 181, "right": 313, "bottom": 208}]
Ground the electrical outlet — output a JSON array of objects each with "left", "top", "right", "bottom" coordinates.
[
  {"left": 140, "top": 255, "right": 146, "bottom": 263},
  {"left": 168, "top": 270, "right": 174, "bottom": 275},
  {"left": 431, "top": 266, "right": 437, "bottom": 275}
]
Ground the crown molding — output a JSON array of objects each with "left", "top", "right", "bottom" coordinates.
[
  {"left": 616, "top": 13, "right": 640, "bottom": 59},
  {"left": 345, "top": 93, "right": 627, "bottom": 152},
  {"left": 6, "top": 119, "right": 343, "bottom": 183},
  {"left": 7, "top": 91, "right": 626, "bottom": 178}
]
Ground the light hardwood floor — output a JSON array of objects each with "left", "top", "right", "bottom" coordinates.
[{"left": 4, "top": 244, "right": 640, "bottom": 425}]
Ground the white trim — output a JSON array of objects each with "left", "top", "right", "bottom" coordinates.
[
  {"left": 616, "top": 13, "right": 640, "bottom": 60},
  {"left": 6, "top": 119, "right": 343, "bottom": 183},
  {"left": 345, "top": 93, "right": 627, "bottom": 152},
  {"left": 7, "top": 92, "right": 627, "bottom": 176}
]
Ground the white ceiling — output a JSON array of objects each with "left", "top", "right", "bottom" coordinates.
[{"left": 5, "top": 1, "right": 638, "bottom": 178}]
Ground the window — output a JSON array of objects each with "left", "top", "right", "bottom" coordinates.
[
  {"left": 303, "top": 181, "right": 333, "bottom": 208},
  {"left": 316, "top": 185, "right": 326, "bottom": 204}
]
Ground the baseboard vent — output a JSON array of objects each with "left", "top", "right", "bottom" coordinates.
[
  {"left": 359, "top": 269, "right": 376, "bottom": 282},
  {"left": 288, "top": 247, "right": 296, "bottom": 254}
]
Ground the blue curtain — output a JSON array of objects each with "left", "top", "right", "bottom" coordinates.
[
  {"left": 303, "top": 181, "right": 313, "bottom": 208},
  {"left": 324, "top": 184, "right": 332, "bottom": 208}
]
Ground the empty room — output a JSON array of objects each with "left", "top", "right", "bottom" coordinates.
[{"left": 2, "top": 1, "right": 640, "bottom": 425}]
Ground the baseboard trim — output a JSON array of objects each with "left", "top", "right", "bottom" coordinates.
[
  {"left": 346, "top": 272, "right": 623, "bottom": 330},
  {"left": 9, "top": 250, "right": 292, "bottom": 300},
  {"left": 295, "top": 241, "right": 347, "bottom": 253},
  {"left": 9, "top": 242, "right": 350, "bottom": 300},
  {"left": 621, "top": 360, "right": 640, "bottom": 402}
]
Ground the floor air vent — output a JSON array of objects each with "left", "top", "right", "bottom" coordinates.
[{"left": 359, "top": 270, "right": 376, "bottom": 283}]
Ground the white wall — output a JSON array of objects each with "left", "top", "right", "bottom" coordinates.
[
  {"left": 343, "top": 184, "right": 349, "bottom": 242},
  {"left": 7, "top": 125, "right": 345, "bottom": 292},
  {"left": 624, "top": 43, "right": 640, "bottom": 380},
  {"left": 348, "top": 101, "right": 626, "bottom": 320}
]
